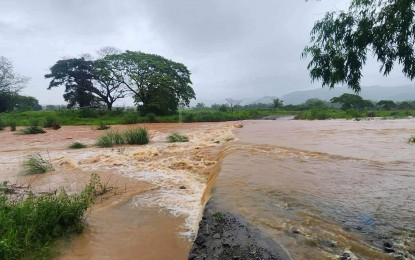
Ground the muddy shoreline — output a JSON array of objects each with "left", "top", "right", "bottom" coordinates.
[{"left": 188, "top": 201, "right": 291, "bottom": 260}]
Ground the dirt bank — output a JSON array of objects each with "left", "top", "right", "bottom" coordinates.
[{"left": 189, "top": 201, "right": 291, "bottom": 260}]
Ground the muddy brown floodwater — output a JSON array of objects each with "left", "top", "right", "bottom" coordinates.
[
  {"left": 0, "top": 122, "right": 237, "bottom": 259},
  {"left": 209, "top": 118, "right": 415, "bottom": 259}
]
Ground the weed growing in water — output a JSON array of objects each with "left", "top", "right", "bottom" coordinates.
[
  {"left": 0, "top": 119, "right": 5, "bottom": 130},
  {"left": 123, "top": 127, "right": 149, "bottom": 145},
  {"left": 22, "top": 119, "right": 46, "bottom": 134},
  {"left": 212, "top": 211, "right": 224, "bottom": 223},
  {"left": 21, "top": 153, "right": 54, "bottom": 175},
  {"left": 408, "top": 135, "right": 415, "bottom": 144},
  {"left": 96, "top": 121, "right": 110, "bottom": 130},
  {"left": 0, "top": 173, "right": 112, "bottom": 259},
  {"left": 43, "top": 116, "right": 61, "bottom": 130},
  {"left": 69, "top": 142, "right": 87, "bottom": 149},
  {"left": 96, "top": 130, "right": 125, "bottom": 147},
  {"left": 8, "top": 120, "right": 16, "bottom": 131},
  {"left": 167, "top": 132, "right": 189, "bottom": 143}
]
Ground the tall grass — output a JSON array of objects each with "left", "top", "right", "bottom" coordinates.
[
  {"left": 0, "top": 119, "right": 5, "bottom": 130},
  {"left": 8, "top": 120, "right": 16, "bottom": 131},
  {"left": 21, "top": 153, "right": 54, "bottom": 175},
  {"left": 96, "top": 128, "right": 149, "bottom": 147},
  {"left": 69, "top": 142, "right": 87, "bottom": 149},
  {"left": 43, "top": 116, "right": 61, "bottom": 130},
  {"left": 0, "top": 173, "right": 109, "bottom": 259},
  {"left": 167, "top": 132, "right": 189, "bottom": 143},
  {"left": 123, "top": 128, "right": 149, "bottom": 145},
  {"left": 22, "top": 119, "right": 46, "bottom": 134}
]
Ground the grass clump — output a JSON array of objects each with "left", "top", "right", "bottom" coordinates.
[
  {"left": 408, "top": 135, "right": 415, "bottom": 144},
  {"left": 22, "top": 119, "right": 46, "bottom": 134},
  {"left": 212, "top": 211, "right": 224, "bottom": 223},
  {"left": 43, "top": 116, "right": 61, "bottom": 130},
  {"left": 69, "top": 142, "right": 87, "bottom": 149},
  {"left": 0, "top": 173, "right": 111, "bottom": 259},
  {"left": 167, "top": 132, "right": 189, "bottom": 143},
  {"left": 21, "top": 153, "right": 54, "bottom": 175},
  {"left": 123, "top": 127, "right": 149, "bottom": 145},
  {"left": 96, "top": 121, "right": 110, "bottom": 130},
  {"left": 8, "top": 120, "right": 17, "bottom": 131},
  {"left": 0, "top": 119, "right": 5, "bottom": 130},
  {"left": 96, "top": 130, "right": 125, "bottom": 147}
]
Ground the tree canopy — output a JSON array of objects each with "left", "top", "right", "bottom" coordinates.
[
  {"left": 0, "top": 56, "right": 31, "bottom": 112},
  {"left": 330, "top": 93, "right": 373, "bottom": 110},
  {"left": 45, "top": 50, "right": 195, "bottom": 114},
  {"left": 303, "top": 0, "right": 415, "bottom": 92}
]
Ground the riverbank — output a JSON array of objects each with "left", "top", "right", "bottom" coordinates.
[{"left": 189, "top": 201, "right": 291, "bottom": 260}]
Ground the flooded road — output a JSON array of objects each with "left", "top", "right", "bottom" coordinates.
[{"left": 210, "top": 119, "right": 415, "bottom": 259}]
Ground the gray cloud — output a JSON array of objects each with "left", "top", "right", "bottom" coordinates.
[{"left": 0, "top": 0, "right": 412, "bottom": 106}]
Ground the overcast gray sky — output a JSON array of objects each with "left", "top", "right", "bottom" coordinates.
[{"left": 0, "top": 0, "right": 412, "bottom": 106}]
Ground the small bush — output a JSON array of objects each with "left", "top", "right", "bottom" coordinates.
[
  {"left": 96, "top": 121, "right": 110, "bottom": 130},
  {"left": 212, "top": 211, "right": 223, "bottom": 222},
  {"left": 43, "top": 116, "right": 61, "bottom": 130},
  {"left": 366, "top": 111, "right": 376, "bottom": 117},
  {"left": 146, "top": 113, "right": 157, "bottom": 122},
  {"left": 122, "top": 113, "right": 139, "bottom": 124},
  {"left": 0, "top": 119, "right": 5, "bottom": 130},
  {"left": 167, "top": 132, "right": 189, "bottom": 143},
  {"left": 22, "top": 119, "right": 46, "bottom": 134},
  {"left": 21, "top": 153, "right": 54, "bottom": 175},
  {"left": 123, "top": 127, "right": 149, "bottom": 145},
  {"left": 8, "top": 120, "right": 17, "bottom": 131},
  {"left": 408, "top": 135, "right": 415, "bottom": 144},
  {"left": 69, "top": 142, "right": 87, "bottom": 149},
  {"left": 184, "top": 113, "right": 195, "bottom": 122},
  {"left": 96, "top": 130, "right": 125, "bottom": 147}
]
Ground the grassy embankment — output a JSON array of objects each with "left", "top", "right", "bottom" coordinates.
[{"left": 0, "top": 107, "right": 414, "bottom": 129}]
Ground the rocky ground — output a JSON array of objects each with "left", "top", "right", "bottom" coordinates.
[{"left": 188, "top": 201, "right": 291, "bottom": 260}]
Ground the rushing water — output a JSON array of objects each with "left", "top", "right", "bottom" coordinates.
[{"left": 210, "top": 119, "right": 415, "bottom": 259}]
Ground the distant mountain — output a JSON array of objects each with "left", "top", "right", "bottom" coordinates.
[{"left": 281, "top": 85, "right": 415, "bottom": 105}]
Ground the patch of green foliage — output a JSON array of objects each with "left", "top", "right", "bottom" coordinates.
[
  {"left": 96, "top": 121, "right": 110, "bottom": 130},
  {"left": 0, "top": 173, "right": 110, "bottom": 259},
  {"left": 43, "top": 116, "right": 61, "bottom": 130},
  {"left": 96, "top": 130, "right": 124, "bottom": 148},
  {"left": 21, "top": 153, "right": 54, "bottom": 175},
  {"left": 212, "top": 211, "right": 224, "bottom": 223},
  {"left": 21, "top": 118, "right": 46, "bottom": 134},
  {"left": 167, "top": 132, "right": 189, "bottom": 143},
  {"left": 123, "top": 128, "right": 149, "bottom": 145},
  {"left": 0, "top": 119, "right": 5, "bottom": 130},
  {"left": 8, "top": 120, "right": 16, "bottom": 131},
  {"left": 408, "top": 136, "right": 415, "bottom": 144},
  {"left": 69, "top": 142, "right": 87, "bottom": 149}
]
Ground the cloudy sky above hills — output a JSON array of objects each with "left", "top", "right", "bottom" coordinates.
[{"left": 0, "top": 0, "right": 413, "bottom": 105}]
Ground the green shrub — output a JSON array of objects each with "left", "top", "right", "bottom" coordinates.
[
  {"left": 96, "top": 121, "right": 110, "bottom": 130},
  {"left": 184, "top": 113, "right": 195, "bottom": 122},
  {"left": 22, "top": 119, "right": 46, "bottom": 134},
  {"left": 8, "top": 120, "right": 17, "bottom": 131},
  {"left": 366, "top": 111, "right": 376, "bottom": 117},
  {"left": 69, "top": 142, "right": 87, "bottom": 149},
  {"left": 96, "top": 130, "right": 125, "bottom": 147},
  {"left": 212, "top": 211, "right": 224, "bottom": 223},
  {"left": 21, "top": 153, "right": 54, "bottom": 175},
  {"left": 0, "top": 173, "right": 110, "bottom": 259},
  {"left": 122, "top": 113, "right": 139, "bottom": 124},
  {"left": 167, "top": 132, "right": 189, "bottom": 143},
  {"left": 0, "top": 119, "right": 5, "bottom": 130},
  {"left": 123, "top": 128, "right": 149, "bottom": 145},
  {"left": 78, "top": 108, "right": 99, "bottom": 118},
  {"left": 43, "top": 116, "right": 61, "bottom": 130},
  {"left": 408, "top": 135, "right": 415, "bottom": 144},
  {"left": 146, "top": 113, "right": 157, "bottom": 122}
]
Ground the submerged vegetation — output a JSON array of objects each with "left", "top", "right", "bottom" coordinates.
[
  {"left": 0, "top": 173, "right": 111, "bottom": 259},
  {"left": 69, "top": 142, "right": 87, "bottom": 149},
  {"left": 21, "top": 118, "right": 46, "bottom": 134},
  {"left": 408, "top": 136, "right": 415, "bottom": 144},
  {"left": 96, "top": 127, "right": 149, "bottom": 147},
  {"left": 167, "top": 132, "right": 189, "bottom": 143},
  {"left": 21, "top": 153, "right": 54, "bottom": 175}
]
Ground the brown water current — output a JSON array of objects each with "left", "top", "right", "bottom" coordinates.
[
  {"left": 0, "top": 122, "right": 237, "bottom": 259},
  {"left": 209, "top": 119, "right": 415, "bottom": 259}
]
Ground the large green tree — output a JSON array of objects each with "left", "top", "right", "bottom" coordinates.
[
  {"left": 0, "top": 56, "right": 29, "bottom": 112},
  {"left": 330, "top": 93, "right": 374, "bottom": 110},
  {"left": 45, "top": 58, "right": 98, "bottom": 109},
  {"left": 303, "top": 0, "right": 415, "bottom": 92},
  {"left": 107, "top": 51, "right": 195, "bottom": 115}
]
